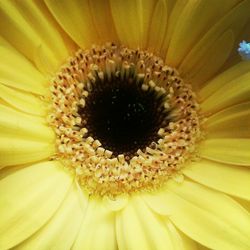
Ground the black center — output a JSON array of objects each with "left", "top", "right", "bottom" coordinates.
[{"left": 79, "top": 74, "right": 169, "bottom": 157}]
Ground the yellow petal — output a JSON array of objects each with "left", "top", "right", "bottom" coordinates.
[
  {"left": 0, "top": 83, "right": 46, "bottom": 116},
  {"left": 200, "top": 71, "right": 250, "bottom": 114},
  {"left": 0, "top": 137, "right": 55, "bottom": 167},
  {"left": 199, "top": 138, "right": 250, "bottom": 166},
  {"left": 116, "top": 195, "right": 177, "bottom": 250},
  {"left": 0, "top": 161, "right": 73, "bottom": 249},
  {"left": 199, "top": 59, "right": 250, "bottom": 101},
  {"left": 205, "top": 102, "right": 250, "bottom": 138},
  {"left": 0, "top": 38, "right": 47, "bottom": 95},
  {"left": 44, "top": 0, "right": 99, "bottom": 48},
  {"left": 0, "top": 104, "right": 54, "bottom": 142},
  {"left": 16, "top": 183, "right": 86, "bottom": 250},
  {"left": 163, "top": 219, "right": 198, "bottom": 250},
  {"left": 166, "top": 0, "right": 242, "bottom": 67},
  {"left": 0, "top": 0, "right": 72, "bottom": 72},
  {"left": 110, "top": 0, "right": 155, "bottom": 48},
  {"left": 72, "top": 198, "right": 116, "bottom": 250},
  {"left": 180, "top": 30, "right": 234, "bottom": 88},
  {"left": 103, "top": 194, "right": 128, "bottom": 211},
  {"left": 165, "top": 180, "right": 250, "bottom": 250},
  {"left": 234, "top": 197, "right": 250, "bottom": 213},
  {"left": 0, "top": 165, "right": 30, "bottom": 181},
  {"left": 183, "top": 159, "right": 250, "bottom": 200},
  {"left": 88, "top": 0, "right": 118, "bottom": 43},
  {"left": 142, "top": 189, "right": 172, "bottom": 216},
  {"left": 197, "top": 244, "right": 210, "bottom": 250},
  {"left": 178, "top": 0, "right": 250, "bottom": 87},
  {"left": 146, "top": 0, "right": 168, "bottom": 54},
  {"left": 161, "top": 0, "right": 188, "bottom": 56}
]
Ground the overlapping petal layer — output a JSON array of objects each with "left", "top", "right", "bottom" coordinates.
[
  {"left": 199, "top": 138, "right": 250, "bottom": 166},
  {"left": 205, "top": 101, "right": 250, "bottom": 138},
  {"left": 72, "top": 198, "right": 116, "bottom": 250},
  {"left": 183, "top": 159, "right": 250, "bottom": 200},
  {"left": 0, "top": 0, "right": 73, "bottom": 73},
  {"left": 0, "top": 104, "right": 54, "bottom": 142},
  {"left": 0, "top": 38, "right": 47, "bottom": 95},
  {"left": 16, "top": 183, "right": 86, "bottom": 250},
  {"left": 116, "top": 195, "right": 196, "bottom": 250},
  {"left": 0, "top": 161, "right": 73, "bottom": 249},
  {"left": 143, "top": 180, "right": 250, "bottom": 250}
]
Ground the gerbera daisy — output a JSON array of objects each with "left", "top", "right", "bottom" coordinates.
[{"left": 0, "top": 0, "right": 250, "bottom": 249}]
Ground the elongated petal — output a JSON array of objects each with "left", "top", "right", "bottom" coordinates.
[
  {"left": 0, "top": 137, "right": 55, "bottom": 167},
  {"left": 200, "top": 71, "right": 250, "bottom": 114},
  {"left": 234, "top": 197, "right": 250, "bottom": 213},
  {"left": 0, "top": 104, "right": 54, "bottom": 142},
  {"left": 145, "top": 181, "right": 250, "bottom": 250},
  {"left": 199, "top": 60, "right": 250, "bottom": 101},
  {"left": 110, "top": 0, "right": 155, "bottom": 48},
  {"left": 45, "top": 0, "right": 99, "bottom": 48},
  {"left": 166, "top": 0, "right": 242, "bottom": 67},
  {"left": 199, "top": 138, "right": 250, "bottom": 166},
  {"left": 183, "top": 159, "right": 250, "bottom": 200},
  {"left": 0, "top": 0, "right": 72, "bottom": 72},
  {"left": 88, "top": 0, "right": 118, "bottom": 43},
  {"left": 183, "top": 30, "right": 235, "bottom": 89},
  {"left": 167, "top": 181, "right": 250, "bottom": 250},
  {"left": 0, "top": 161, "right": 73, "bottom": 249},
  {"left": 178, "top": 0, "right": 250, "bottom": 87},
  {"left": 116, "top": 195, "right": 179, "bottom": 250},
  {"left": 0, "top": 84, "right": 46, "bottom": 116},
  {"left": 72, "top": 198, "right": 116, "bottom": 250},
  {"left": 205, "top": 102, "right": 250, "bottom": 138},
  {"left": 0, "top": 38, "right": 47, "bottom": 95},
  {"left": 180, "top": 30, "right": 234, "bottom": 87},
  {"left": 161, "top": 0, "right": 188, "bottom": 56},
  {"left": 163, "top": 219, "right": 198, "bottom": 250},
  {"left": 146, "top": 0, "right": 168, "bottom": 54},
  {"left": 16, "top": 183, "right": 87, "bottom": 250}
]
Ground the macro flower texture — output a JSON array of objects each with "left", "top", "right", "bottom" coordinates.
[{"left": 0, "top": 0, "right": 250, "bottom": 249}]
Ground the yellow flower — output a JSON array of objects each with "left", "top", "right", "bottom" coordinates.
[{"left": 0, "top": 0, "right": 250, "bottom": 250}]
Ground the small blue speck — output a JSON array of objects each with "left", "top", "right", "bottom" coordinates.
[{"left": 238, "top": 40, "right": 250, "bottom": 60}]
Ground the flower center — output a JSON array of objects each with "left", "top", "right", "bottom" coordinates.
[
  {"left": 48, "top": 43, "right": 202, "bottom": 197},
  {"left": 79, "top": 73, "right": 169, "bottom": 158}
]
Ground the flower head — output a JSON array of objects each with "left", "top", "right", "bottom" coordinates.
[{"left": 0, "top": 1, "right": 250, "bottom": 250}]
